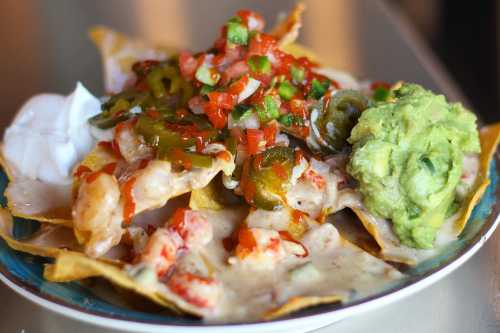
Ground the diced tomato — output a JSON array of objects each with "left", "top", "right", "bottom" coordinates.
[
  {"left": 237, "top": 10, "right": 265, "bottom": 31},
  {"left": 248, "top": 86, "right": 265, "bottom": 104},
  {"left": 292, "top": 210, "right": 306, "bottom": 225},
  {"left": 263, "top": 123, "right": 277, "bottom": 147},
  {"left": 273, "top": 51, "right": 295, "bottom": 77},
  {"left": 246, "top": 128, "right": 265, "bottom": 155},
  {"left": 248, "top": 33, "right": 277, "bottom": 56},
  {"left": 225, "top": 44, "right": 245, "bottom": 62},
  {"left": 289, "top": 99, "right": 307, "bottom": 118},
  {"left": 204, "top": 102, "right": 228, "bottom": 129},
  {"left": 292, "top": 125, "right": 310, "bottom": 138},
  {"left": 207, "top": 91, "right": 237, "bottom": 109},
  {"left": 296, "top": 56, "right": 318, "bottom": 70},
  {"left": 238, "top": 228, "right": 257, "bottom": 251},
  {"left": 179, "top": 51, "right": 198, "bottom": 80},
  {"left": 227, "top": 74, "right": 249, "bottom": 96},
  {"left": 222, "top": 61, "right": 249, "bottom": 85}
]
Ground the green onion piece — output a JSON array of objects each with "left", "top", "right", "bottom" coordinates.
[
  {"left": 278, "top": 114, "right": 293, "bottom": 127},
  {"left": 278, "top": 81, "right": 298, "bottom": 100},
  {"left": 256, "top": 95, "right": 280, "bottom": 122},
  {"left": 227, "top": 18, "right": 249, "bottom": 45},
  {"left": 248, "top": 55, "right": 271, "bottom": 74},
  {"left": 309, "top": 78, "right": 330, "bottom": 99},
  {"left": 231, "top": 104, "right": 253, "bottom": 121},
  {"left": 373, "top": 87, "right": 391, "bottom": 102},
  {"left": 290, "top": 65, "right": 305, "bottom": 84},
  {"left": 195, "top": 65, "right": 220, "bottom": 86}
]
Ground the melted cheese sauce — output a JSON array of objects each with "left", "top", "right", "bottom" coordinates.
[{"left": 130, "top": 207, "right": 403, "bottom": 322}]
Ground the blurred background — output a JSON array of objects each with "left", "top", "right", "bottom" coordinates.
[{"left": 0, "top": 0, "right": 498, "bottom": 127}]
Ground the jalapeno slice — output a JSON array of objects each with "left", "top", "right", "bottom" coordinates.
[
  {"left": 248, "top": 146, "right": 295, "bottom": 210},
  {"left": 135, "top": 115, "right": 196, "bottom": 149},
  {"left": 146, "top": 65, "right": 193, "bottom": 104},
  {"left": 161, "top": 148, "right": 213, "bottom": 169},
  {"left": 312, "top": 89, "right": 369, "bottom": 153},
  {"left": 89, "top": 91, "right": 150, "bottom": 129}
]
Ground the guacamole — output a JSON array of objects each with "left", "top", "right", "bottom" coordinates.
[{"left": 347, "top": 83, "right": 480, "bottom": 248}]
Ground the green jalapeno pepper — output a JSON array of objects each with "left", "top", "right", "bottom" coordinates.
[
  {"left": 312, "top": 89, "right": 369, "bottom": 153},
  {"left": 135, "top": 115, "right": 196, "bottom": 149},
  {"left": 248, "top": 146, "right": 295, "bottom": 210},
  {"left": 161, "top": 148, "right": 213, "bottom": 169}
]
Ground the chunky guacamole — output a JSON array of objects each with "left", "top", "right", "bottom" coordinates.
[{"left": 347, "top": 83, "right": 480, "bottom": 248}]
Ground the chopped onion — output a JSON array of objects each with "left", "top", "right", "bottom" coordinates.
[
  {"left": 238, "top": 78, "right": 261, "bottom": 103},
  {"left": 222, "top": 174, "right": 239, "bottom": 189},
  {"left": 202, "top": 143, "right": 227, "bottom": 154}
]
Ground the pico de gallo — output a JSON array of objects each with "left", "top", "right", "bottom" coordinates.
[{"left": 88, "top": 9, "right": 385, "bottom": 211}]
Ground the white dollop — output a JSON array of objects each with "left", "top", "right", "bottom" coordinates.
[{"left": 3, "top": 82, "right": 101, "bottom": 184}]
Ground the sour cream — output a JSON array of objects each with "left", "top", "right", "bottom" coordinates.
[{"left": 3, "top": 82, "right": 101, "bottom": 184}]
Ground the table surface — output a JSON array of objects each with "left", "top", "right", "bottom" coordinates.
[{"left": 0, "top": 1, "right": 499, "bottom": 332}]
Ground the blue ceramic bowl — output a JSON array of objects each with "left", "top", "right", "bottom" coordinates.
[{"left": 0, "top": 160, "right": 498, "bottom": 332}]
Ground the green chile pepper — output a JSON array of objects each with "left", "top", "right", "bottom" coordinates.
[
  {"left": 135, "top": 115, "right": 196, "bottom": 149},
  {"left": 161, "top": 148, "right": 213, "bottom": 169},
  {"left": 249, "top": 146, "right": 295, "bottom": 210},
  {"left": 314, "top": 89, "right": 369, "bottom": 153}
]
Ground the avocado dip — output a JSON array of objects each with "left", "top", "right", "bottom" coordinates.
[{"left": 347, "top": 83, "right": 480, "bottom": 248}]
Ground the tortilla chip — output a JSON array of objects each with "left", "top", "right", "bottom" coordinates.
[
  {"left": 43, "top": 252, "right": 182, "bottom": 314},
  {"left": 72, "top": 144, "right": 120, "bottom": 194},
  {"left": 0, "top": 207, "right": 81, "bottom": 258},
  {"left": 89, "top": 26, "right": 173, "bottom": 94},
  {"left": 189, "top": 181, "right": 224, "bottom": 211},
  {"left": 350, "top": 123, "right": 500, "bottom": 265},
  {"left": 0, "top": 153, "right": 73, "bottom": 225},
  {"left": 263, "top": 295, "right": 343, "bottom": 320},
  {"left": 453, "top": 123, "right": 500, "bottom": 234},
  {"left": 280, "top": 43, "right": 319, "bottom": 63},
  {"left": 313, "top": 67, "right": 361, "bottom": 90},
  {"left": 271, "top": 3, "right": 306, "bottom": 47}
]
